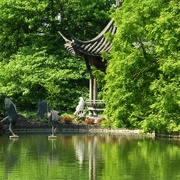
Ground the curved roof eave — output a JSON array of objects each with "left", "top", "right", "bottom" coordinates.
[
  {"left": 59, "top": 19, "right": 117, "bottom": 57},
  {"left": 71, "top": 19, "right": 115, "bottom": 44}
]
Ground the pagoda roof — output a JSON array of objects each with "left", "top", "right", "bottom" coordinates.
[{"left": 59, "top": 19, "right": 117, "bottom": 57}]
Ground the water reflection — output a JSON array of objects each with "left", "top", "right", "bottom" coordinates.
[
  {"left": 74, "top": 137, "right": 85, "bottom": 165},
  {"left": 47, "top": 139, "right": 59, "bottom": 165},
  {"left": 0, "top": 133, "right": 180, "bottom": 180},
  {"left": 4, "top": 139, "right": 19, "bottom": 180}
]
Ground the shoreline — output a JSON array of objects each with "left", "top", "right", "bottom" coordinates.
[{"left": 1, "top": 122, "right": 180, "bottom": 139}]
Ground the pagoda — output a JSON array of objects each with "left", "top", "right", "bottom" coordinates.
[{"left": 59, "top": 1, "right": 120, "bottom": 116}]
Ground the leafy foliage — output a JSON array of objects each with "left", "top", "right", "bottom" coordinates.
[
  {"left": 0, "top": 47, "right": 88, "bottom": 111},
  {"left": 0, "top": 0, "right": 113, "bottom": 113},
  {"left": 143, "top": 0, "right": 180, "bottom": 133},
  {"left": 103, "top": 0, "right": 180, "bottom": 132}
]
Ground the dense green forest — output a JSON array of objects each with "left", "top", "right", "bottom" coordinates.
[
  {"left": 103, "top": 0, "right": 180, "bottom": 133},
  {"left": 0, "top": 0, "right": 114, "bottom": 113},
  {"left": 0, "top": 0, "right": 179, "bottom": 133}
]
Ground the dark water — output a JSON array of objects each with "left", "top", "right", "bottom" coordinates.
[{"left": 0, "top": 133, "right": 180, "bottom": 180}]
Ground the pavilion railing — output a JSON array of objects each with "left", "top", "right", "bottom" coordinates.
[{"left": 85, "top": 100, "right": 105, "bottom": 111}]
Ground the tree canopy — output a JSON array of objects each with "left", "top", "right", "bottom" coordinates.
[
  {"left": 0, "top": 0, "right": 114, "bottom": 113},
  {"left": 103, "top": 0, "right": 180, "bottom": 133},
  {"left": 0, "top": 0, "right": 179, "bottom": 133}
]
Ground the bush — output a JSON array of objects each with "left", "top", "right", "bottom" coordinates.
[
  {"left": 85, "top": 117, "right": 94, "bottom": 125},
  {"left": 61, "top": 116, "right": 73, "bottom": 124}
]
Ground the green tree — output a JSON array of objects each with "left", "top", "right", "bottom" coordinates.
[
  {"left": 0, "top": 0, "right": 114, "bottom": 113},
  {"left": 0, "top": 0, "right": 48, "bottom": 59},
  {"left": 0, "top": 46, "right": 88, "bottom": 111},
  {"left": 142, "top": 0, "right": 180, "bottom": 133},
  {"left": 103, "top": 0, "right": 180, "bottom": 132}
]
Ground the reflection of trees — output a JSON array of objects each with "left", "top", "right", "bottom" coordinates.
[
  {"left": 100, "top": 136, "right": 180, "bottom": 180},
  {"left": 0, "top": 134, "right": 180, "bottom": 179}
]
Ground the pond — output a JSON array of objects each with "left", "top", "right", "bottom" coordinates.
[{"left": 0, "top": 133, "right": 180, "bottom": 180}]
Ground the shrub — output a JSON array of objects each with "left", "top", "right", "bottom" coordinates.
[
  {"left": 85, "top": 117, "right": 94, "bottom": 125},
  {"left": 61, "top": 116, "right": 73, "bottom": 124}
]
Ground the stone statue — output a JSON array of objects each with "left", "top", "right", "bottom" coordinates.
[
  {"left": 47, "top": 109, "right": 60, "bottom": 138},
  {"left": 37, "top": 100, "right": 48, "bottom": 120},
  {"left": 1, "top": 98, "right": 20, "bottom": 137},
  {"left": 74, "top": 97, "right": 86, "bottom": 120}
]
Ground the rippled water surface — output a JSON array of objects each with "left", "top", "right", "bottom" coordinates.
[{"left": 0, "top": 133, "right": 180, "bottom": 180}]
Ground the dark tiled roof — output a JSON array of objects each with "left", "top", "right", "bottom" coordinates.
[
  {"left": 59, "top": 19, "right": 117, "bottom": 57},
  {"left": 71, "top": 19, "right": 117, "bottom": 56}
]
